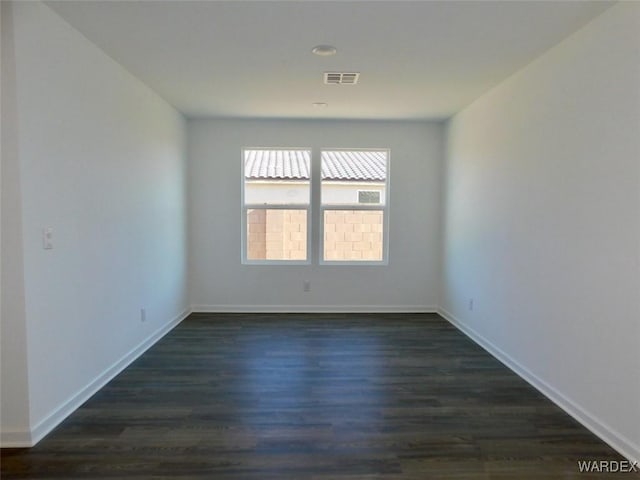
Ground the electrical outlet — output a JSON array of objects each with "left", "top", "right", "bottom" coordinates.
[
  {"left": 303, "top": 280, "right": 311, "bottom": 292},
  {"left": 140, "top": 308, "right": 146, "bottom": 322}
]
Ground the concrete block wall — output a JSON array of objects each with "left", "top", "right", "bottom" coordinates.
[
  {"left": 248, "top": 209, "right": 382, "bottom": 261},
  {"left": 247, "top": 209, "right": 267, "bottom": 259},
  {"left": 247, "top": 209, "right": 307, "bottom": 260},
  {"left": 324, "top": 210, "right": 383, "bottom": 261}
]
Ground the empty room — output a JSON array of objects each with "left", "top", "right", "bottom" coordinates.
[{"left": 1, "top": 0, "right": 639, "bottom": 478}]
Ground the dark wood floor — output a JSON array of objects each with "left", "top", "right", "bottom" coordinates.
[{"left": 2, "top": 313, "right": 634, "bottom": 479}]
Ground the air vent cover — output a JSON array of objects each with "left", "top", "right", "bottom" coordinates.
[{"left": 324, "top": 72, "right": 360, "bottom": 85}]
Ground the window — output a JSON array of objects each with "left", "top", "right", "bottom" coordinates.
[
  {"left": 321, "top": 150, "right": 389, "bottom": 264},
  {"left": 358, "top": 190, "right": 381, "bottom": 204},
  {"left": 242, "top": 149, "right": 311, "bottom": 264},
  {"left": 242, "top": 148, "right": 389, "bottom": 265}
]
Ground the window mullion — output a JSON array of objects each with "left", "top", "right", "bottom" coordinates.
[{"left": 310, "top": 149, "right": 322, "bottom": 265}]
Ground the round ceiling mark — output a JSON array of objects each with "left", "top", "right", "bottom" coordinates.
[{"left": 311, "top": 45, "right": 337, "bottom": 56}]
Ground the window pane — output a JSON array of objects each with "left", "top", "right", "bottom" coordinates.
[
  {"left": 323, "top": 210, "right": 383, "bottom": 261},
  {"left": 245, "top": 150, "right": 310, "bottom": 205},
  {"left": 247, "top": 209, "right": 307, "bottom": 261},
  {"left": 321, "top": 150, "right": 387, "bottom": 206}
]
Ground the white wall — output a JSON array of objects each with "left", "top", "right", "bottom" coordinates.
[
  {"left": 245, "top": 182, "right": 385, "bottom": 206},
  {"left": 1, "top": 0, "right": 31, "bottom": 445},
  {"left": 442, "top": 2, "right": 640, "bottom": 462},
  {"left": 189, "top": 119, "right": 443, "bottom": 311},
  {"left": 245, "top": 181, "right": 310, "bottom": 205},
  {"left": 1, "top": 1, "right": 189, "bottom": 446},
  {"left": 321, "top": 182, "right": 386, "bottom": 206}
]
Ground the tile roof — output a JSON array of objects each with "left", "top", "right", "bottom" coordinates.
[
  {"left": 244, "top": 149, "right": 311, "bottom": 180},
  {"left": 321, "top": 150, "right": 386, "bottom": 181},
  {"left": 244, "top": 150, "right": 386, "bottom": 181}
]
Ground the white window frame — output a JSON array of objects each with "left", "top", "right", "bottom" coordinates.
[
  {"left": 319, "top": 148, "right": 390, "bottom": 266},
  {"left": 241, "top": 148, "right": 312, "bottom": 265}
]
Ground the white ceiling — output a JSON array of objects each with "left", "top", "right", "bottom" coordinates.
[{"left": 46, "top": 0, "right": 613, "bottom": 120}]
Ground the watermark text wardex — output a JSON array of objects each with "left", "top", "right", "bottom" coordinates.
[{"left": 577, "top": 460, "right": 638, "bottom": 473}]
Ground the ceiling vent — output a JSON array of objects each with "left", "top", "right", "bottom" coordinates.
[{"left": 324, "top": 72, "right": 360, "bottom": 85}]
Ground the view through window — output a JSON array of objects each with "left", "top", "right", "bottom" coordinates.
[
  {"left": 321, "top": 150, "right": 387, "bottom": 262},
  {"left": 243, "top": 149, "right": 310, "bottom": 262},
  {"left": 242, "top": 148, "right": 388, "bottom": 264}
]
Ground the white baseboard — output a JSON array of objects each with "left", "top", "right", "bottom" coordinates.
[
  {"left": 191, "top": 304, "right": 437, "bottom": 313},
  {"left": 0, "top": 308, "right": 191, "bottom": 448},
  {"left": 0, "top": 429, "right": 33, "bottom": 448},
  {"left": 437, "top": 307, "right": 640, "bottom": 465}
]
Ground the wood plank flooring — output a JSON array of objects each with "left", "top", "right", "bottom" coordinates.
[{"left": 1, "top": 313, "right": 635, "bottom": 479}]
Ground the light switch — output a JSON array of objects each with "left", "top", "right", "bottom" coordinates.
[{"left": 42, "top": 227, "right": 53, "bottom": 250}]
